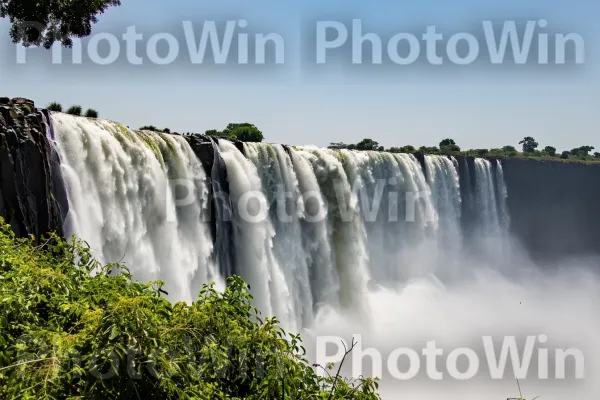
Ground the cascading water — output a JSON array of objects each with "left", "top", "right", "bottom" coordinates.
[
  {"left": 495, "top": 159, "right": 510, "bottom": 230},
  {"left": 295, "top": 147, "right": 371, "bottom": 321},
  {"left": 52, "top": 114, "right": 220, "bottom": 304},
  {"left": 243, "top": 142, "right": 315, "bottom": 329},
  {"left": 217, "top": 140, "right": 295, "bottom": 330},
  {"left": 473, "top": 158, "right": 501, "bottom": 233},
  {"left": 50, "top": 115, "right": 516, "bottom": 326}
]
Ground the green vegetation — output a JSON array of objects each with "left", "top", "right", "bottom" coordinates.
[
  {"left": 519, "top": 137, "right": 538, "bottom": 153},
  {"left": 138, "top": 125, "right": 172, "bottom": 134},
  {"left": 47, "top": 102, "right": 62, "bottom": 112},
  {"left": 1, "top": 0, "right": 122, "bottom": 48},
  {"left": 66, "top": 105, "right": 82, "bottom": 116},
  {"left": 46, "top": 102, "right": 100, "bottom": 116},
  {"left": 328, "top": 136, "right": 600, "bottom": 164},
  {"left": 85, "top": 109, "right": 99, "bottom": 118},
  {"left": 0, "top": 218, "right": 379, "bottom": 399},
  {"left": 439, "top": 139, "right": 461, "bottom": 152},
  {"left": 204, "top": 123, "right": 264, "bottom": 142}
]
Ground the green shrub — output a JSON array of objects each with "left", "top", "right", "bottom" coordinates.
[
  {"left": 85, "top": 109, "right": 98, "bottom": 118},
  {"left": 66, "top": 105, "right": 82, "bottom": 116},
  {"left": 47, "top": 102, "right": 63, "bottom": 112},
  {"left": 0, "top": 218, "right": 380, "bottom": 399}
]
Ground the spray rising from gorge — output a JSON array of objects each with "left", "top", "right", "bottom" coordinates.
[{"left": 49, "top": 113, "right": 600, "bottom": 399}]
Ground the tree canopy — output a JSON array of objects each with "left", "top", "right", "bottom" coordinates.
[
  {"left": 355, "top": 138, "right": 379, "bottom": 151},
  {"left": 519, "top": 137, "right": 538, "bottom": 153},
  {"left": 1, "top": 0, "right": 122, "bottom": 48},
  {"left": 205, "top": 123, "right": 264, "bottom": 142},
  {"left": 543, "top": 146, "right": 556, "bottom": 156}
]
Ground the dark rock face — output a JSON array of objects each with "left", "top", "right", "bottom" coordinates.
[
  {"left": 183, "top": 134, "right": 236, "bottom": 277},
  {"left": 501, "top": 158, "right": 600, "bottom": 263},
  {"left": 184, "top": 134, "right": 214, "bottom": 177},
  {"left": 0, "top": 98, "right": 64, "bottom": 240}
]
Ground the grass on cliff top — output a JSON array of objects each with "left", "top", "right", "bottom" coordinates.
[{"left": 0, "top": 218, "right": 380, "bottom": 399}]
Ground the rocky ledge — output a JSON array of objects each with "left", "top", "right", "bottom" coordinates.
[{"left": 0, "top": 97, "right": 64, "bottom": 240}]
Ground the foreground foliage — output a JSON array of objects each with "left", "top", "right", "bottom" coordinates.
[{"left": 0, "top": 219, "right": 379, "bottom": 399}]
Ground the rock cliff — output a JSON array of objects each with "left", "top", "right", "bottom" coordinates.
[{"left": 0, "top": 97, "right": 64, "bottom": 240}]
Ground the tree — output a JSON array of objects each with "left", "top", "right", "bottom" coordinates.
[
  {"left": 355, "top": 138, "right": 379, "bottom": 151},
  {"left": 47, "top": 102, "right": 62, "bottom": 112},
  {"left": 399, "top": 145, "right": 416, "bottom": 153},
  {"left": 163, "top": 128, "right": 171, "bottom": 133},
  {"left": 561, "top": 151, "right": 570, "bottom": 159},
  {"left": 84, "top": 108, "right": 98, "bottom": 118},
  {"left": 234, "top": 125, "right": 263, "bottom": 142},
  {"left": 1, "top": 0, "right": 122, "bottom": 49},
  {"left": 571, "top": 146, "right": 594, "bottom": 157},
  {"left": 594, "top": 152, "right": 600, "bottom": 158},
  {"left": 502, "top": 145, "right": 517, "bottom": 152},
  {"left": 221, "top": 123, "right": 264, "bottom": 142},
  {"left": 66, "top": 105, "right": 82, "bottom": 116},
  {"left": 439, "top": 138, "right": 456, "bottom": 147},
  {"left": 519, "top": 137, "right": 538, "bottom": 153},
  {"left": 543, "top": 146, "right": 556, "bottom": 156}
]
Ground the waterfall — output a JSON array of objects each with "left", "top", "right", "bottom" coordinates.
[
  {"left": 423, "top": 155, "right": 462, "bottom": 246},
  {"left": 473, "top": 158, "right": 501, "bottom": 232},
  {"left": 495, "top": 159, "right": 510, "bottom": 231},
  {"left": 50, "top": 113, "right": 514, "bottom": 333},
  {"left": 295, "top": 147, "right": 371, "bottom": 320},
  {"left": 217, "top": 140, "right": 295, "bottom": 330},
  {"left": 243, "top": 143, "right": 314, "bottom": 329},
  {"left": 52, "top": 114, "right": 219, "bottom": 304}
]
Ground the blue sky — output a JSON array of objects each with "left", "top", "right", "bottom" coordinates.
[{"left": 0, "top": 0, "right": 598, "bottom": 151}]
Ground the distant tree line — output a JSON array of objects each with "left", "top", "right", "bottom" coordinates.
[{"left": 328, "top": 136, "right": 599, "bottom": 162}]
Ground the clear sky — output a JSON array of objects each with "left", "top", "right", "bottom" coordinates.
[{"left": 0, "top": 0, "right": 598, "bottom": 151}]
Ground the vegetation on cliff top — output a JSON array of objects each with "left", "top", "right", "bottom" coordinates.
[
  {"left": 200, "top": 123, "right": 265, "bottom": 143},
  {"left": 0, "top": 218, "right": 380, "bottom": 399},
  {"left": 329, "top": 136, "right": 600, "bottom": 164}
]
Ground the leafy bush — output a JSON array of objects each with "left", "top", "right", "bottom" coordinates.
[
  {"left": 66, "top": 105, "right": 82, "bottom": 116},
  {"left": 47, "top": 102, "right": 63, "bottom": 112},
  {"left": 0, "top": 219, "right": 380, "bottom": 399},
  {"left": 85, "top": 109, "right": 99, "bottom": 118}
]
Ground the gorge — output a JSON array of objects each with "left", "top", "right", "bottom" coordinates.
[{"left": 1, "top": 97, "right": 599, "bottom": 399}]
